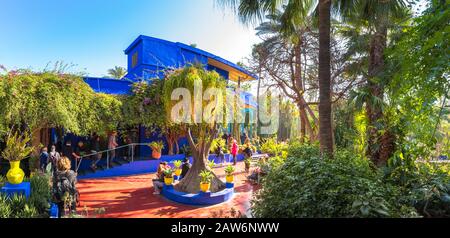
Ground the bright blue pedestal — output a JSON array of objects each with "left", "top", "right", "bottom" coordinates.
[
  {"left": 162, "top": 184, "right": 234, "bottom": 206},
  {"left": 50, "top": 203, "right": 59, "bottom": 218},
  {"left": 1, "top": 182, "right": 31, "bottom": 199},
  {"left": 226, "top": 182, "right": 234, "bottom": 189}
]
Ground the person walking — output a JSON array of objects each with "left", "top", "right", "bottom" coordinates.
[
  {"left": 52, "top": 157, "right": 78, "bottom": 218},
  {"left": 230, "top": 138, "right": 238, "bottom": 165}
]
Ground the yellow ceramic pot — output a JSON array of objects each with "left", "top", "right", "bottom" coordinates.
[
  {"left": 226, "top": 175, "right": 234, "bottom": 183},
  {"left": 164, "top": 177, "right": 174, "bottom": 185},
  {"left": 152, "top": 150, "right": 162, "bottom": 159},
  {"left": 175, "top": 169, "right": 182, "bottom": 177},
  {"left": 200, "top": 183, "right": 210, "bottom": 192},
  {"left": 6, "top": 161, "right": 25, "bottom": 185}
]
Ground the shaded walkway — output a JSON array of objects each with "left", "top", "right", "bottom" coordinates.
[{"left": 77, "top": 162, "right": 258, "bottom": 218}]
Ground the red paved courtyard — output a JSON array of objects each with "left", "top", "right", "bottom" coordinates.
[{"left": 77, "top": 162, "right": 257, "bottom": 218}]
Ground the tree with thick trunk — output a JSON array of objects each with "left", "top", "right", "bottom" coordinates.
[
  {"left": 334, "top": 0, "right": 408, "bottom": 165},
  {"left": 366, "top": 26, "right": 388, "bottom": 166},
  {"left": 162, "top": 66, "right": 227, "bottom": 194},
  {"left": 175, "top": 127, "right": 225, "bottom": 193}
]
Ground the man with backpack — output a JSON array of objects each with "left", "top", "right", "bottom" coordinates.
[{"left": 52, "top": 156, "right": 79, "bottom": 218}]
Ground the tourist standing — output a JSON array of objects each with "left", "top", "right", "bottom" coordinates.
[
  {"left": 71, "top": 141, "right": 84, "bottom": 171},
  {"left": 39, "top": 147, "right": 49, "bottom": 173},
  {"left": 216, "top": 144, "right": 225, "bottom": 165},
  {"left": 90, "top": 134, "right": 102, "bottom": 171},
  {"left": 230, "top": 138, "right": 238, "bottom": 165},
  {"left": 49, "top": 145, "right": 61, "bottom": 175},
  {"left": 108, "top": 131, "right": 118, "bottom": 162}
]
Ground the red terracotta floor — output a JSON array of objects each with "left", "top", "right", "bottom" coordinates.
[{"left": 77, "top": 162, "right": 258, "bottom": 218}]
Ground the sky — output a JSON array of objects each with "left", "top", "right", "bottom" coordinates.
[{"left": 0, "top": 0, "right": 260, "bottom": 77}]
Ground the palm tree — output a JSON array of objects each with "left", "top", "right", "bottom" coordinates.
[
  {"left": 217, "top": 0, "right": 334, "bottom": 155},
  {"left": 107, "top": 66, "right": 127, "bottom": 79},
  {"left": 335, "top": 0, "right": 409, "bottom": 166},
  {"left": 318, "top": 0, "right": 333, "bottom": 156}
]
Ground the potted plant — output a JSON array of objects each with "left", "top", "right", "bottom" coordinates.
[
  {"left": 163, "top": 168, "right": 174, "bottom": 185},
  {"left": 1, "top": 132, "right": 34, "bottom": 184},
  {"left": 173, "top": 160, "right": 182, "bottom": 177},
  {"left": 148, "top": 141, "right": 164, "bottom": 159},
  {"left": 208, "top": 160, "right": 215, "bottom": 169},
  {"left": 224, "top": 165, "right": 235, "bottom": 183},
  {"left": 199, "top": 170, "right": 213, "bottom": 192}
]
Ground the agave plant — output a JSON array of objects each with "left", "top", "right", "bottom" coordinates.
[
  {"left": 224, "top": 165, "right": 235, "bottom": 176},
  {"left": 163, "top": 168, "right": 174, "bottom": 178},
  {"left": 173, "top": 160, "right": 182, "bottom": 169},
  {"left": 1, "top": 131, "right": 34, "bottom": 162},
  {"left": 148, "top": 141, "right": 164, "bottom": 152},
  {"left": 208, "top": 160, "right": 216, "bottom": 169},
  {"left": 199, "top": 170, "right": 213, "bottom": 184}
]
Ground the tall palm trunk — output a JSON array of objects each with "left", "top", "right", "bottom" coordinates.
[
  {"left": 318, "top": 0, "right": 334, "bottom": 156},
  {"left": 367, "top": 25, "right": 392, "bottom": 166}
]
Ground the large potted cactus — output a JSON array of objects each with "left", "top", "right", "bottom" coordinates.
[{"left": 1, "top": 132, "right": 34, "bottom": 184}]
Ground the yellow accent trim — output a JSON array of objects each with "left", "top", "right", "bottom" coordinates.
[{"left": 207, "top": 58, "right": 255, "bottom": 82}]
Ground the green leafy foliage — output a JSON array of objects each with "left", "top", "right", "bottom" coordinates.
[
  {"left": 28, "top": 174, "right": 52, "bottom": 216},
  {"left": 384, "top": 150, "right": 450, "bottom": 217},
  {"left": 0, "top": 71, "right": 123, "bottom": 137},
  {"left": 384, "top": 0, "right": 450, "bottom": 159},
  {"left": 260, "top": 137, "right": 288, "bottom": 157},
  {"left": 252, "top": 143, "right": 419, "bottom": 218},
  {"left": 1, "top": 131, "right": 34, "bottom": 161},
  {"left": 210, "top": 138, "right": 227, "bottom": 153},
  {"left": 121, "top": 79, "right": 166, "bottom": 128},
  {"left": 0, "top": 174, "right": 51, "bottom": 218}
]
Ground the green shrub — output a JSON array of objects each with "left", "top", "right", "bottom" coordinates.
[
  {"left": 210, "top": 138, "right": 226, "bottom": 153},
  {"left": 251, "top": 143, "right": 418, "bottom": 218},
  {"left": 384, "top": 151, "right": 450, "bottom": 217},
  {"left": 0, "top": 174, "right": 51, "bottom": 218},
  {"left": 28, "top": 174, "right": 52, "bottom": 216},
  {"left": 0, "top": 195, "right": 12, "bottom": 218},
  {"left": 0, "top": 194, "right": 39, "bottom": 218},
  {"left": 260, "top": 138, "right": 288, "bottom": 157}
]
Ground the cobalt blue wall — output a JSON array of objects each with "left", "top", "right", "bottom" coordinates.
[
  {"left": 125, "top": 36, "right": 227, "bottom": 81},
  {"left": 84, "top": 77, "right": 132, "bottom": 95}
]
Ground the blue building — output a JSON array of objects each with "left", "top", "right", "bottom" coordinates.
[{"left": 83, "top": 35, "right": 258, "bottom": 157}]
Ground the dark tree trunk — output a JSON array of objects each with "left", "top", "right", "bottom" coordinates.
[
  {"left": 167, "top": 137, "right": 175, "bottom": 156},
  {"left": 366, "top": 26, "right": 390, "bottom": 166},
  {"left": 318, "top": 0, "right": 334, "bottom": 156}
]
